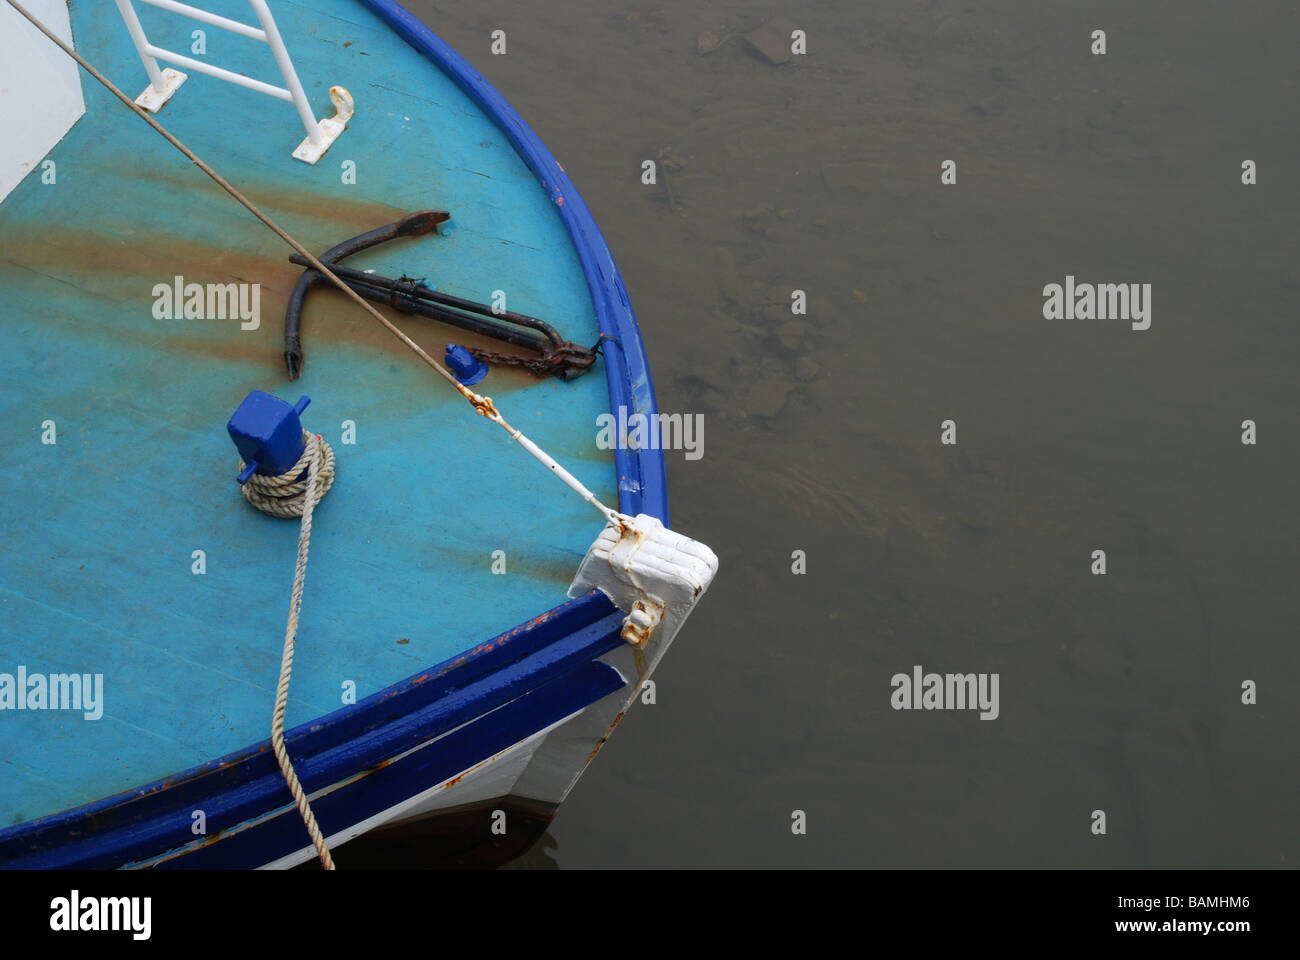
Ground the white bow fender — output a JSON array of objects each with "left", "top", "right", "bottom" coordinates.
[{"left": 568, "top": 513, "right": 718, "bottom": 649}]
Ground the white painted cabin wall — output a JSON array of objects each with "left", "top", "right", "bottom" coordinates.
[{"left": 0, "top": 0, "right": 85, "bottom": 202}]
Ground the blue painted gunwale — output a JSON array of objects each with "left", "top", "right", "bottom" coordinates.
[{"left": 0, "top": 0, "right": 665, "bottom": 867}]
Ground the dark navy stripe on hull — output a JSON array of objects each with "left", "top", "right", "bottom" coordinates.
[
  {"left": 0, "top": 605, "right": 625, "bottom": 868},
  {"left": 140, "top": 661, "right": 624, "bottom": 869}
]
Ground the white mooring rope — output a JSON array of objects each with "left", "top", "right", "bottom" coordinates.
[{"left": 240, "top": 431, "right": 337, "bottom": 869}]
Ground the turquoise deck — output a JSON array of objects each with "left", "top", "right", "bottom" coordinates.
[{"left": 0, "top": 0, "right": 614, "bottom": 828}]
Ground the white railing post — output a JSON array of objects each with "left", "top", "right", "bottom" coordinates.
[
  {"left": 111, "top": 0, "right": 351, "bottom": 163},
  {"left": 247, "top": 0, "right": 319, "bottom": 145},
  {"left": 113, "top": 0, "right": 166, "bottom": 92}
]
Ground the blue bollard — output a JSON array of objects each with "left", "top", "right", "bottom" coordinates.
[
  {"left": 445, "top": 343, "right": 488, "bottom": 385},
  {"left": 227, "top": 391, "right": 311, "bottom": 484}
]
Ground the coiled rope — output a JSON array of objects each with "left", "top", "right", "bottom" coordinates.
[
  {"left": 239, "top": 430, "right": 337, "bottom": 869},
  {"left": 239, "top": 431, "right": 336, "bottom": 518}
]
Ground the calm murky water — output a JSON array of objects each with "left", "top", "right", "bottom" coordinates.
[{"left": 386, "top": 0, "right": 1299, "bottom": 868}]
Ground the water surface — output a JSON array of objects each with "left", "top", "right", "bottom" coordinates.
[{"left": 395, "top": 0, "right": 1299, "bottom": 868}]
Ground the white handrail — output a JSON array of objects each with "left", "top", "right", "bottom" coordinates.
[
  {"left": 137, "top": 0, "right": 268, "bottom": 42},
  {"left": 113, "top": 0, "right": 348, "bottom": 158},
  {"left": 142, "top": 43, "right": 294, "bottom": 102}
]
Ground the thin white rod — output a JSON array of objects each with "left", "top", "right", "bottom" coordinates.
[
  {"left": 509, "top": 430, "right": 621, "bottom": 525},
  {"left": 113, "top": 0, "right": 166, "bottom": 90},
  {"left": 136, "top": 0, "right": 268, "bottom": 42},
  {"left": 248, "top": 0, "right": 321, "bottom": 144},
  {"left": 144, "top": 44, "right": 292, "bottom": 101}
]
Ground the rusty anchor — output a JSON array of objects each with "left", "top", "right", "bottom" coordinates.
[{"left": 283, "top": 210, "right": 603, "bottom": 381}]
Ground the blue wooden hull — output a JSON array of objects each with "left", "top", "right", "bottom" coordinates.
[
  {"left": 0, "top": 0, "right": 668, "bottom": 867},
  {"left": 1, "top": 593, "right": 626, "bottom": 868}
]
